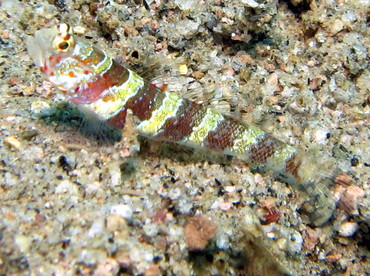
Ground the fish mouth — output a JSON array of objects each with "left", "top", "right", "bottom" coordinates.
[{"left": 26, "top": 26, "right": 59, "bottom": 69}]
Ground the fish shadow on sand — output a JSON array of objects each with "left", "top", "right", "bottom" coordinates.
[{"left": 39, "top": 102, "right": 122, "bottom": 145}]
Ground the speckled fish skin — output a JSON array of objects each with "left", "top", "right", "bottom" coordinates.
[{"left": 27, "top": 24, "right": 335, "bottom": 226}]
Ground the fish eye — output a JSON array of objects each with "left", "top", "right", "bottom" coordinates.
[
  {"left": 53, "top": 34, "right": 75, "bottom": 53},
  {"left": 58, "top": 41, "right": 69, "bottom": 50}
]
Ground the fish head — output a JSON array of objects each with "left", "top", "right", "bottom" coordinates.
[{"left": 26, "top": 24, "right": 99, "bottom": 100}]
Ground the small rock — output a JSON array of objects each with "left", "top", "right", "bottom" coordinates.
[
  {"left": 15, "top": 234, "right": 32, "bottom": 253},
  {"left": 277, "top": 238, "right": 287, "bottom": 250},
  {"left": 176, "top": 19, "right": 200, "bottom": 40},
  {"left": 241, "top": 0, "right": 262, "bottom": 8},
  {"left": 94, "top": 258, "right": 119, "bottom": 276},
  {"left": 108, "top": 163, "right": 121, "bottom": 187},
  {"left": 145, "top": 264, "right": 160, "bottom": 276},
  {"left": 143, "top": 223, "right": 159, "bottom": 237},
  {"left": 313, "top": 128, "right": 330, "bottom": 145},
  {"left": 184, "top": 215, "right": 217, "bottom": 251},
  {"left": 88, "top": 219, "right": 104, "bottom": 237},
  {"left": 55, "top": 180, "right": 78, "bottom": 194},
  {"left": 1, "top": 30, "right": 9, "bottom": 39},
  {"left": 329, "top": 19, "right": 344, "bottom": 35},
  {"left": 216, "top": 232, "right": 230, "bottom": 250},
  {"left": 110, "top": 204, "right": 132, "bottom": 220},
  {"left": 359, "top": 197, "right": 370, "bottom": 223},
  {"left": 326, "top": 253, "right": 342, "bottom": 263},
  {"left": 338, "top": 236, "right": 351, "bottom": 245},
  {"left": 287, "top": 230, "right": 303, "bottom": 254},
  {"left": 193, "top": 70, "right": 204, "bottom": 79},
  {"left": 174, "top": 0, "right": 196, "bottom": 10},
  {"left": 338, "top": 185, "right": 365, "bottom": 214},
  {"left": 219, "top": 201, "right": 232, "bottom": 211},
  {"left": 179, "top": 64, "right": 188, "bottom": 75},
  {"left": 338, "top": 221, "right": 358, "bottom": 237},
  {"left": 4, "top": 136, "right": 22, "bottom": 150},
  {"left": 153, "top": 209, "right": 167, "bottom": 224},
  {"left": 303, "top": 227, "right": 319, "bottom": 252},
  {"left": 106, "top": 215, "right": 127, "bottom": 231},
  {"left": 335, "top": 173, "right": 353, "bottom": 186},
  {"left": 30, "top": 100, "right": 51, "bottom": 114}
]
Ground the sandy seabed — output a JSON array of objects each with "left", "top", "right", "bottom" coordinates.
[{"left": 0, "top": 0, "right": 369, "bottom": 275}]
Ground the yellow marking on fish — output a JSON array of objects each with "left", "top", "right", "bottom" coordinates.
[
  {"left": 186, "top": 108, "right": 224, "bottom": 147},
  {"left": 137, "top": 92, "right": 183, "bottom": 136},
  {"left": 93, "top": 53, "right": 113, "bottom": 74},
  {"left": 267, "top": 145, "right": 297, "bottom": 171},
  {"left": 229, "top": 125, "right": 265, "bottom": 155},
  {"left": 116, "top": 69, "right": 145, "bottom": 105}
]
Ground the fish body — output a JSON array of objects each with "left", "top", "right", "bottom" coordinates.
[{"left": 27, "top": 24, "right": 335, "bottom": 226}]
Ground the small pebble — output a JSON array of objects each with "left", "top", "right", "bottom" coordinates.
[
  {"left": 193, "top": 70, "right": 204, "bottom": 79},
  {"left": 287, "top": 231, "right": 303, "bottom": 254},
  {"left": 216, "top": 232, "right": 230, "bottom": 250},
  {"left": 55, "top": 180, "right": 78, "bottom": 194},
  {"left": 224, "top": 185, "right": 236, "bottom": 193},
  {"left": 4, "top": 136, "right": 22, "bottom": 150},
  {"left": 15, "top": 234, "right": 32, "bottom": 253},
  {"left": 338, "top": 237, "right": 351, "bottom": 245},
  {"left": 73, "top": 26, "right": 86, "bottom": 34},
  {"left": 326, "top": 253, "right": 342, "bottom": 263},
  {"left": 277, "top": 238, "right": 287, "bottom": 250},
  {"left": 219, "top": 201, "right": 232, "bottom": 211},
  {"left": 94, "top": 258, "right": 119, "bottom": 276},
  {"left": 329, "top": 19, "right": 344, "bottom": 35},
  {"left": 335, "top": 173, "right": 353, "bottom": 185},
  {"left": 110, "top": 204, "right": 132, "bottom": 220},
  {"left": 30, "top": 100, "right": 51, "bottom": 114},
  {"left": 106, "top": 215, "right": 127, "bottom": 231},
  {"left": 9, "top": 77, "right": 19, "bottom": 86},
  {"left": 338, "top": 221, "right": 358, "bottom": 237},
  {"left": 339, "top": 185, "right": 365, "bottom": 214},
  {"left": 145, "top": 264, "right": 160, "bottom": 276},
  {"left": 1, "top": 30, "right": 9, "bottom": 39},
  {"left": 179, "top": 64, "right": 188, "bottom": 75},
  {"left": 241, "top": 0, "right": 261, "bottom": 8},
  {"left": 303, "top": 227, "right": 319, "bottom": 252},
  {"left": 184, "top": 215, "right": 217, "bottom": 250}
]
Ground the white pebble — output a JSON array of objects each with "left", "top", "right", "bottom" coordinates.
[
  {"left": 174, "top": 0, "right": 196, "bottom": 10},
  {"left": 110, "top": 204, "right": 132, "bottom": 219},
  {"left": 241, "top": 0, "right": 261, "bottom": 8},
  {"left": 287, "top": 231, "right": 303, "bottom": 254},
  {"left": 342, "top": 11, "right": 357, "bottom": 23},
  {"left": 88, "top": 219, "right": 104, "bottom": 237},
  {"left": 55, "top": 180, "right": 78, "bottom": 194},
  {"left": 330, "top": 19, "right": 344, "bottom": 35},
  {"left": 216, "top": 233, "right": 230, "bottom": 250},
  {"left": 30, "top": 100, "right": 50, "bottom": 114},
  {"left": 314, "top": 128, "right": 329, "bottom": 145},
  {"left": 338, "top": 221, "right": 358, "bottom": 237},
  {"left": 168, "top": 187, "right": 182, "bottom": 200},
  {"left": 224, "top": 185, "right": 236, "bottom": 193},
  {"left": 109, "top": 164, "right": 121, "bottom": 187},
  {"left": 15, "top": 234, "right": 32, "bottom": 253}
]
